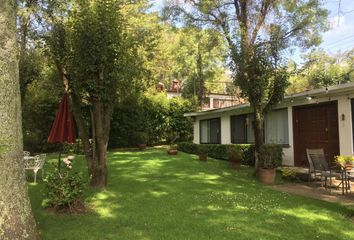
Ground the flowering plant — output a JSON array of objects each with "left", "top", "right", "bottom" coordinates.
[
  {"left": 335, "top": 155, "right": 354, "bottom": 166},
  {"left": 44, "top": 156, "right": 85, "bottom": 212}
]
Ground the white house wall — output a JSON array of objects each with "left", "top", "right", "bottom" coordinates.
[
  {"left": 192, "top": 93, "right": 354, "bottom": 166},
  {"left": 337, "top": 96, "right": 353, "bottom": 155}
]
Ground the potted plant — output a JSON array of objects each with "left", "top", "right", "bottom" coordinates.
[
  {"left": 227, "top": 147, "right": 242, "bottom": 169},
  {"left": 136, "top": 131, "right": 148, "bottom": 150},
  {"left": 258, "top": 144, "right": 282, "bottom": 185},
  {"left": 198, "top": 145, "right": 208, "bottom": 161},
  {"left": 167, "top": 144, "right": 178, "bottom": 155},
  {"left": 335, "top": 155, "right": 354, "bottom": 169}
]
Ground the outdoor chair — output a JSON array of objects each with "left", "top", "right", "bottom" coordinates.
[
  {"left": 306, "top": 149, "right": 326, "bottom": 183},
  {"left": 23, "top": 151, "right": 30, "bottom": 157},
  {"left": 308, "top": 153, "right": 342, "bottom": 190},
  {"left": 24, "top": 154, "right": 46, "bottom": 183}
]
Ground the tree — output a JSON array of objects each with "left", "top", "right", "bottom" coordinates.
[
  {"left": 0, "top": 0, "right": 39, "bottom": 239},
  {"left": 17, "top": 0, "right": 43, "bottom": 104},
  {"left": 287, "top": 48, "right": 354, "bottom": 94},
  {"left": 47, "top": 0, "right": 145, "bottom": 188},
  {"left": 167, "top": 0, "right": 328, "bottom": 168}
]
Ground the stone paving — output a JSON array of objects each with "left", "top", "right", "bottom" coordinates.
[{"left": 270, "top": 183, "right": 354, "bottom": 206}]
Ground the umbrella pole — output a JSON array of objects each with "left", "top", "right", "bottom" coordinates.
[{"left": 57, "top": 145, "right": 62, "bottom": 172}]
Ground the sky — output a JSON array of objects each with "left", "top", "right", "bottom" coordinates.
[{"left": 150, "top": 0, "right": 354, "bottom": 63}]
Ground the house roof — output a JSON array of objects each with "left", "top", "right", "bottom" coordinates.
[{"left": 184, "top": 82, "right": 354, "bottom": 117}]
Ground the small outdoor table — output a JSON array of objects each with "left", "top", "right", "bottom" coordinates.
[{"left": 340, "top": 165, "right": 353, "bottom": 195}]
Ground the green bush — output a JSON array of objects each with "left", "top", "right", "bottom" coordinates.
[
  {"left": 259, "top": 144, "right": 283, "bottom": 168},
  {"left": 109, "top": 93, "right": 197, "bottom": 148},
  {"left": 63, "top": 139, "right": 85, "bottom": 155},
  {"left": 281, "top": 167, "right": 298, "bottom": 181},
  {"left": 176, "top": 142, "right": 198, "bottom": 154},
  {"left": 177, "top": 142, "right": 255, "bottom": 166},
  {"left": 44, "top": 159, "right": 85, "bottom": 212}
]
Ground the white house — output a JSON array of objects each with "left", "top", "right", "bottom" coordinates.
[{"left": 184, "top": 82, "right": 354, "bottom": 167}]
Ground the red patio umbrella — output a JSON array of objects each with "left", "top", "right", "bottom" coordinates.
[{"left": 48, "top": 93, "right": 76, "bottom": 169}]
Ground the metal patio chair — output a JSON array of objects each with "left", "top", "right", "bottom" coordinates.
[
  {"left": 24, "top": 154, "right": 46, "bottom": 183},
  {"left": 308, "top": 153, "right": 342, "bottom": 190},
  {"left": 23, "top": 151, "right": 30, "bottom": 157}
]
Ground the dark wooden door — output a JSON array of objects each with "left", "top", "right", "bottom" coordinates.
[{"left": 293, "top": 102, "right": 339, "bottom": 167}]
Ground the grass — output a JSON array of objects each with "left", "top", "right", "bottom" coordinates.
[{"left": 29, "top": 148, "right": 354, "bottom": 240}]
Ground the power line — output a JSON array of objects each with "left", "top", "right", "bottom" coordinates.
[{"left": 321, "top": 34, "right": 354, "bottom": 48}]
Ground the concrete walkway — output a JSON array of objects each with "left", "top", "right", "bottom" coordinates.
[{"left": 270, "top": 183, "right": 354, "bottom": 206}]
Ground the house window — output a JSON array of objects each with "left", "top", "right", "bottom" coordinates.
[
  {"left": 265, "top": 108, "right": 289, "bottom": 145},
  {"left": 200, "top": 118, "right": 221, "bottom": 144},
  {"left": 231, "top": 114, "right": 255, "bottom": 144}
]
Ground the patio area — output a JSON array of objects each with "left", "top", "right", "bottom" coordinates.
[
  {"left": 273, "top": 166, "right": 354, "bottom": 206},
  {"left": 271, "top": 183, "right": 354, "bottom": 206}
]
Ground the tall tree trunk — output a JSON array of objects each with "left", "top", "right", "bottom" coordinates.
[
  {"left": 0, "top": 1, "right": 40, "bottom": 239},
  {"left": 196, "top": 42, "right": 204, "bottom": 104},
  {"left": 90, "top": 101, "right": 111, "bottom": 189},
  {"left": 253, "top": 105, "right": 265, "bottom": 170},
  {"left": 54, "top": 61, "right": 95, "bottom": 176},
  {"left": 70, "top": 92, "right": 94, "bottom": 175}
]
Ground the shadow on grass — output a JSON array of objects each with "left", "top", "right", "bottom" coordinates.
[{"left": 28, "top": 148, "right": 354, "bottom": 240}]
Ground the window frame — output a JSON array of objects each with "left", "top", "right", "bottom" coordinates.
[
  {"left": 199, "top": 117, "right": 221, "bottom": 144},
  {"left": 265, "top": 108, "right": 290, "bottom": 147},
  {"left": 230, "top": 113, "right": 255, "bottom": 144}
]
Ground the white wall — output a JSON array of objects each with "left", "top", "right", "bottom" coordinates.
[{"left": 337, "top": 96, "right": 353, "bottom": 155}]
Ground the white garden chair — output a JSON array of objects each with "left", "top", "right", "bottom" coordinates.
[
  {"left": 23, "top": 151, "right": 30, "bottom": 157},
  {"left": 24, "top": 154, "right": 46, "bottom": 183}
]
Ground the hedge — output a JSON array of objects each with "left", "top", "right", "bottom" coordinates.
[
  {"left": 177, "top": 142, "right": 255, "bottom": 166},
  {"left": 177, "top": 142, "right": 283, "bottom": 167}
]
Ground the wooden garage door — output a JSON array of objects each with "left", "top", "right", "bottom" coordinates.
[{"left": 293, "top": 101, "right": 339, "bottom": 167}]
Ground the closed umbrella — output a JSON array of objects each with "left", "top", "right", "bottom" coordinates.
[{"left": 48, "top": 93, "right": 76, "bottom": 170}]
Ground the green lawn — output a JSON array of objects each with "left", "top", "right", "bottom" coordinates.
[{"left": 29, "top": 148, "right": 354, "bottom": 240}]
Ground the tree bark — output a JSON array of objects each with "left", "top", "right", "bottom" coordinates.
[
  {"left": 90, "top": 100, "right": 111, "bottom": 189},
  {"left": 196, "top": 42, "right": 204, "bottom": 104},
  {"left": 253, "top": 105, "right": 265, "bottom": 170},
  {"left": 0, "top": 1, "right": 40, "bottom": 239},
  {"left": 53, "top": 60, "right": 95, "bottom": 176},
  {"left": 70, "top": 92, "right": 94, "bottom": 176}
]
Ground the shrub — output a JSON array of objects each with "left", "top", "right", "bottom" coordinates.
[
  {"left": 177, "top": 142, "right": 255, "bottom": 166},
  {"left": 63, "top": 139, "right": 85, "bottom": 155},
  {"left": 44, "top": 157, "right": 85, "bottom": 212},
  {"left": 109, "top": 93, "right": 198, "bottom": 148},
  {"left": 281, "top": 167, "right": 298, "bottom": 181},
  {"left": 259, "top": 144, "right": 283, "bottom": 168},
  {"left": 177, "top": 142, "right": 198, "bottom": 154}
]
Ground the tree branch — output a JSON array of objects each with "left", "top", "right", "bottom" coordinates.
[{"left": 250, "top": 0, "right": 271, "bottom": 44}]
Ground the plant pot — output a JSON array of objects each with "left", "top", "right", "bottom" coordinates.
[
  {"left": 167, "top": 149, "right": 178, "bottom": 155},
  {"left": 229, "top": 160, "right": 241, "bottom": 169},
  {"left": 344, "top": 164, "right": 353, "bottom": 170},
  {"left": 258, "top": 168, "right": 276, "bottom": 185},
  {"left": 199, "top": 153, "right": 207, "bottom": 161},
  {"left": 138, "top": 144, "right": 147, "bottom": 150},
  {"left": 229, "top": 156, "right": 241, "bottom": 169}
]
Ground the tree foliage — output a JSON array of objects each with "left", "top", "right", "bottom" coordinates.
[
  {"left": 165, "top": 0, "right": 328, "bottom": 167},
  {"left": 288, "top": 48, "right": 354, "bottom": 94},
  {"left": 109, "top": 93, "right": 197, "bottom": 148}
]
